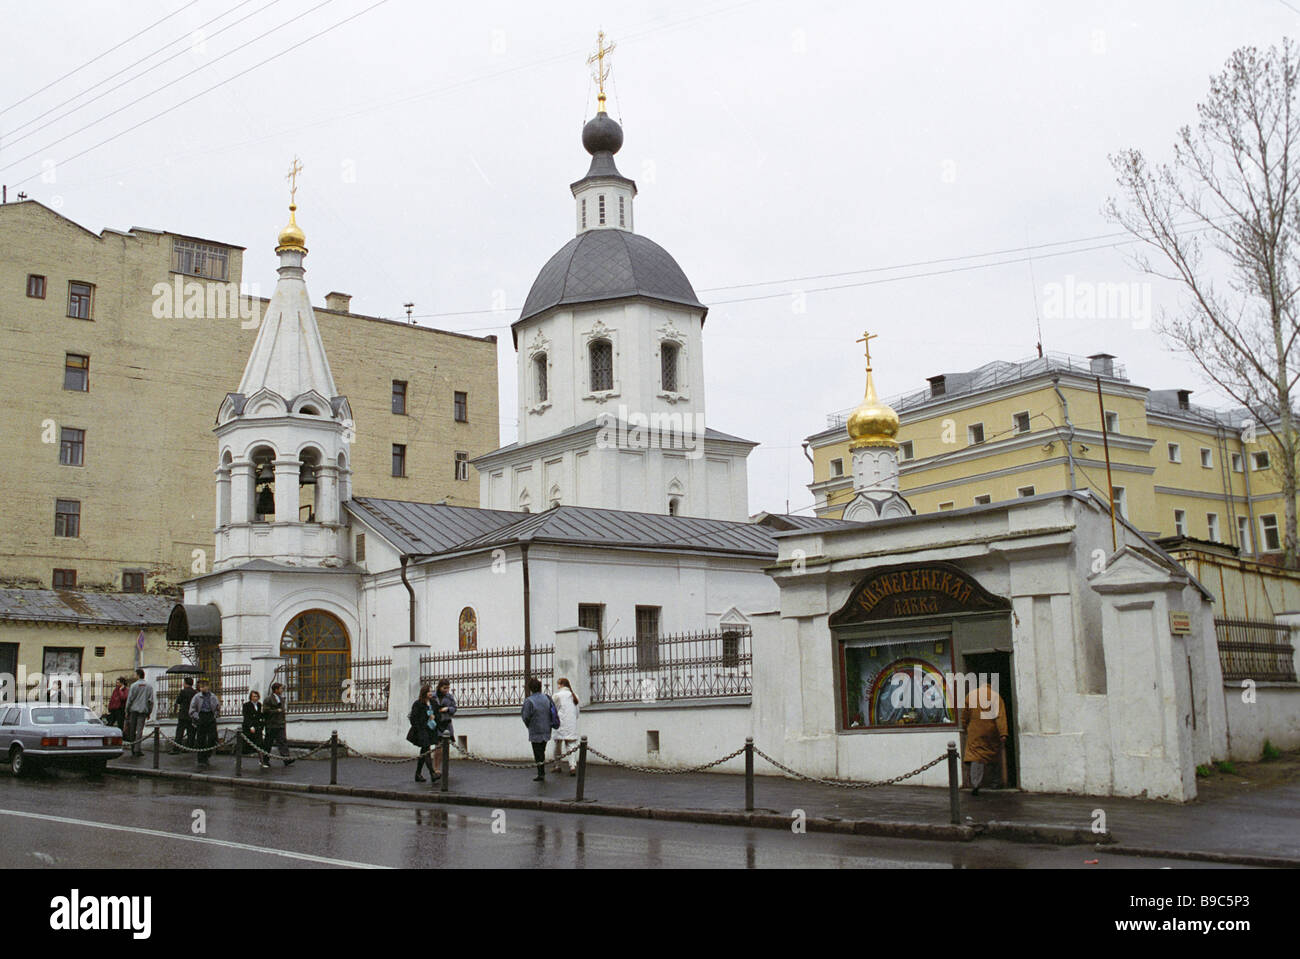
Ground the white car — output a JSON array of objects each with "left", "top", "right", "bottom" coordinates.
[{"left": 0, "top": 702, "right": 124, "bottom": 776}]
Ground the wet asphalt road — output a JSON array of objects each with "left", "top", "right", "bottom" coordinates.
[{"left": 0, "top": 770, "right": 1244, "bottom": 869}]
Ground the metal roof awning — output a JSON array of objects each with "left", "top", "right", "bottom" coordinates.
[{"left": 167, "top": 604, "right": 222, "bottom": 646}]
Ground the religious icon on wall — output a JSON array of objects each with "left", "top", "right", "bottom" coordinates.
[
  {"left": 458, "top": 607, "right": 477, "bottom": 651},
  {"left": 840, "top": 635, "right": 956, "bottom": 728}
]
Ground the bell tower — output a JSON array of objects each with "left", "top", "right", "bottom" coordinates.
[{"left": 212, "top": 158, "right": 354, "bottom": 569}]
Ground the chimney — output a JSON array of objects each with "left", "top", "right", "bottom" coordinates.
[
  {"left": 1088, "top": 353, "right": 1116, "bottom": 377},
  {"left": 324, "top": 291, "right": 352, "bottom": 313}
]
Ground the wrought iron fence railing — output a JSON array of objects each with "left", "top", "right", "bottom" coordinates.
[
  {"left": 155, "top": 664, "right": 249, "bottom": 719},
  {"left": 420, "top": 645, "right": 554, "bottom": 708},
  {"left": 272, "top": 656, "right": 392, "bottom": 714},
  {"left": 1215, "top": 618, "right": 1297, "bottom": 683},
  {"left": 588, "top": 625, "right": 752, "bottom": 704}
]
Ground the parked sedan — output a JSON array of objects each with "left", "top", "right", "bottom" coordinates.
[{"left": 0, "top": 703, "right": 124, "bottom": 776}]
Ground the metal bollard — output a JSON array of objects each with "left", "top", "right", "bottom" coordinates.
[
  {"left": 744, "top": 737, "right": 754, "bottom": 812},
  {"left": 234, "top": 732, "right": 243, "bottom": 778},
  {"left": 152, "top": 727, "right": 160, "bottom": 770},
  {"left": 947, "top": 740, "right": 960, "bottom": 824},
  {"left": 575, "top": 736, "right": 588, "bottom": 802},
  {"left": 329, "top": 730, "right": 338, "bottom": 785},
  {"left": 439, "top": 732, "right": 450, "bottom": 793}
]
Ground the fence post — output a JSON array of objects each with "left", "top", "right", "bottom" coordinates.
[
  {"left": 234, "top": 730, "right": 243, "bottom": 778},
  {"left": 152, "top": 726, "right": 160, "bottom": 770},
  {"left": 744, "top": 737, "right": 754, "bottom": 812},
  {"left": 329, "top": 730, "right": 338, "bottom": 785},
  {"left": 947, "top": 740, "right": 960, "bottom": 825},
  {"left": 439, "top": 732, "right": 450, "bottom": 793},
  {"left": 575, "top": 736, "right": 588, "bottom": 801}
]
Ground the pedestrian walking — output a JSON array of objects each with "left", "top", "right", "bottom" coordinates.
[
  {"left": 106, "top": 676, "right": 129, "bottom": 731},
  {"left": 408, "top": 684, "right": 435, "bottom": 782},
  {"left": 172, "top": 677, "right": 196, "bottom": 754},
  {"left": 189, "top": 679, "right": 221, "bottom": 768},
  {"left": 123, "top": 668, "right": 155, "bottom": 757},
  {"left": 262, "top": 682, "right": 294, "bottom": 767},
  {"left": 431, "top": 678, "right": 457, "bottom": 780},
  {"left": 242, "top": 690, "right": 266, "bottom": 758},
  {"left": 521, "top": 677, "right": 559, "bottom": 782},
  {"left": 961, "top": 681, "right": 1008, "bottom": 796},
  {"left": 551, "top": 677, "right": 580, "bottom": 776}
]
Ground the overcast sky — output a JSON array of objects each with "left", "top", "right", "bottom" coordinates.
[{"left": 3, "top": 0, "right": 1295, "bottom": 514}]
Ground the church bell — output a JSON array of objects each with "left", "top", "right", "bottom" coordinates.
[{"left": 255, "top": 462, "right": 275, "bottom": 516}]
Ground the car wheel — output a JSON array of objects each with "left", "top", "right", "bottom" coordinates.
[{"left": 10, "top": 746, "right": 32, "bottom": 778}]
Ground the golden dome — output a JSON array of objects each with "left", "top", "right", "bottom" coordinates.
[
  {"left": 847, "top": 367, "right": 900, "bottom": 449},
  {"left": 276, "top": 204, "right": 307, "bottom": 254}
]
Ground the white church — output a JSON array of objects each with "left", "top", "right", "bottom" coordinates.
[{"left": 168, "top": 53, "right": 1299, "bottom": 801}]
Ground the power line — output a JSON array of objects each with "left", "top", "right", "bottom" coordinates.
[{"left": 0, "top": 0, "right": 202, "bottom": 116}]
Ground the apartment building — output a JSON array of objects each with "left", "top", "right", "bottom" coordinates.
[{"left": 0, "top": 199, "right": 499, "bottom": 593}]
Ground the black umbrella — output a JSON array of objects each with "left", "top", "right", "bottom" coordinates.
[{"left": 165, "top": 664, "right": 203, "bottom": 674}]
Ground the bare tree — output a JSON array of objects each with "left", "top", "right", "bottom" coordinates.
[{"left": 1108, "top": 40, "right": 1300, "bottom": 567}]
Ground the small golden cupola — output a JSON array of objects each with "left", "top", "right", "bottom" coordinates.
[
  {"left": 846, "top": 331, "right": 900, "bottom": 449},
  {"left": 275, "top": 156, "right": 307, "bottom": 254}
]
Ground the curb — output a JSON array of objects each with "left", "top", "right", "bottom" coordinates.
[
  {"left": 1104, "top": 844, "right": 1300, "bottom": 869},
  {"left": 983, "top": 820, "right": 1112, "bottom": 846}
]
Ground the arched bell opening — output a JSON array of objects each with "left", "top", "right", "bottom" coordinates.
[
  {"left": 216, "top": 450, "right": 234, "bottom": 527},
  {"left": 250, "top": 445, "right": 277, "bottom": 522},
  {"left": 298, "top": 447, "right": 321, "bottom": 523}
]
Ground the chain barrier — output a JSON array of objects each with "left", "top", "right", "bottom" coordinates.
[
  {"left": 584, "top": 744, "right": 747, "bottom": 775},
  {"left": 156, "top": 731, "right": 235, "bottom": 754},
  {"left": 752, "top": 745, "right": 947, "bottom": 788},
  {"left": 345, "top": 744, "right": 423, "bottom": 765},
  {"left": 233, "top": 731, "right": 333, "bottom": 761},
  {"left": 449, "top": 739, "right": 583, "bottom": 769}
]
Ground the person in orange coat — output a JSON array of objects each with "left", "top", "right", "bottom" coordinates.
[{"left": 961, "top": 682, "right": 1007, "bottom": 795}]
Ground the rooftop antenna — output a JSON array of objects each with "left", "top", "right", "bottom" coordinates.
[
  {"left": 1026, "top": 226, "right": 1044, "bottom": 358},
  {"left": 404, "top": 302, "right": 415, "bottom": 325}
]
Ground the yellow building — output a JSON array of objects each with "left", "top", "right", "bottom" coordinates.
[
  {"left": 806, "top": 351, "right": 1293, "bottom": 559},
  {"left": 0, "top": 199, "right": 500, "bottom": 593}
]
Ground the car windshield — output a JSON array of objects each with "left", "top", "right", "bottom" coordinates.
[{"left": 29, "top": 708, "right": 100, "bottom": 725}]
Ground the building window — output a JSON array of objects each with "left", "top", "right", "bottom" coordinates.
[
  {"left": 58, "top": 427, "right": 84, "bottom": 466},
  {"left": 1104, "top": 410, "right": 1119, "bottom": 433},
  {"left": 26, "top": 274, "right": 46, "bottom": 298},
  {"left": 55, "top": 499, "right": 80, "bottom": 537},
  {"left": 280, "top": 610, "right": 350, "bottom": 705},
  {"left": 1206, "top": 512, "right": 1220, "bottom": 541},
  {"left": 534, "top": 354, "right": 548, "bottom": 403},
  {"left": 392, "top": 444, "right": 407, "bottom": 478},
  {"left": 1017, "top": 485, "right": 1036, "bottom": 497},
  {"left": 1111, "top": 486, "right": 1127, "bottom": 519},
  {"left": 1237, "top": 515, "right": 1252, "bottom": 553},
  {"left": 598, "top": 194, "right": 606, "bottom": 225},
  {"left": 581, "top": 198, "right": 587, "bottom": 229},
  {"left": 67, "top": 282, "right": 93, "bottom": 319},
  {"left": 454, "top": 451, "right": 469, "bottom": 481},
  {"left": 589, "top": 339, "right": 613, "bottom": 392},
  {"left": 355, "top": 533, "right": 366, "bottom": 562},
  {"left": 635, "top": 605, "right": 660, "bottom": 670},
  {"left": 171, "top": 238, "right": 229, "bottom": 280},
  {"left": 1174, "top": 509, "right": 1187, "bottom": 536},
  {"left": 1200, "top": 447, "right": 1213, "bottom": 468},
  {"left": 973, "top": 494, "right": 991, "bottom": 505},
  {"left": 1168, "top": 442, "right": 1181, "bottom": 463},
  {"left": 1013, "top": 411, "right": 1031, "bottom": 434},
  {"left": 829, "top": 458, "right": 844, "bottom": 478},
  {"left": 1252, "top": 450, "right": 1270, "bottom": 470},
  {"left": 1231, "top": 453, "right": 1243, "bottom": 473},
  {"left": 841, "top": 634, "right": 957, "bottom": 729},
  {"left": 392, "top": 380, "right": 407, "bottom": 415},
  {"left": 52, "top": 569, "right": 77, "bottom": 589},
  {"left": 661, "top": 342, "right": 680, "bottom": 392},
  {"left": 64, "top": 353, "right": 89, "bottom": 392},
  {"left": 938, "top": 501, "right": 955, "bottom": 511},
  {"left": 1260, "top": 514, "right": 1281, "bottom": 552},
  {"left": 122, "top": 571, "right": 145, "bottom": 593},
  {"left": 899, "top": 440, "right": 914, "bottom": 461},
  {"left": 667, "top": 495, "right": 681, "bottom": 516},
  {"left": 618, "top": 195, "right": 626, "bottom": 227},
  {"left": 578, "top": 603, "right": 604, "bottom": 633},
  {"left": 453, "top": 391, "right": 468, "bottom": 422},
  {"left": 967, "top": 423, "right": 985, "bottom": 445}
]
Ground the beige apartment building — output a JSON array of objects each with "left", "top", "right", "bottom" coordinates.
[
  {"left": 0, "top": 199, "right": 500, "bottom": 594},
  {"left": 806, "top": 351, "right": 1295, "bottom": 560}
]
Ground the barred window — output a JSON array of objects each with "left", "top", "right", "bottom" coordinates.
[
  {"left": 590, "top": 339, "right": 613, "bottom": 392},
  {"left": 661, "top": 342, "right": 679, "bottom": 392},
  {"left": 534, "top": 353, "right": 548, "bottom": 403},
  {"left": 578, "top": 603, "right": 604, "bottom": 633},
  {"left": 635, "top": 605, "right": 660, "bottom": 670},
  {"left": 172, "top": 238, "right": 229, "bottom": 280}
]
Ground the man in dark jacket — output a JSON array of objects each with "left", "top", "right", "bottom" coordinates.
[
  {"left": 188, "top": 680, "right": 221, "bottom": 768},
  {"left": 261, "top": 682, "right": 293, "bottom": 768},
  {"left": 242, "top": 690, "right": 266, "bottom": 758},
  {"left": 172, "top": 678, "right": 196, "bottom": 754},
  {"left": 521, "top": 677, "right": 555, "bottom": 782}
]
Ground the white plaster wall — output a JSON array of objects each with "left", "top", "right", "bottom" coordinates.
[{"left": 1223, "top": 684, "right": 1300, "bottom": 757}]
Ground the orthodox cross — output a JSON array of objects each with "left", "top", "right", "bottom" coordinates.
[
  {"left": 588, "top": 31, "right": 615, "bottom": 107},
  {"left": 857, "top": 331, "right": 878, "bottom": 370},
  {"left": 286, "top": 155, "right": 303, "bottom": 204}
]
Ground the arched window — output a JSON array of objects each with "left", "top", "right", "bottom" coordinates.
[
  {"left": 668, "top": 496, "right": 681, "bottom": 516},
  {"left": 534, "top": 353, "right": 548, "bottom": 403},
  {"left": 251, "top": 445, "right": 276, "bottom": 521},
  {"left": 589, "top": 339, "right": 613, "bottom": 392},
  {"left": 661, "top": 342, "right": 680, "bottom": 392},
  {"left": 217, "top": 450, "right": 233, "bottom": 526},
  {"left": 280, "top": 610, "right": 350, "bottom": 704},
  {"left": 298, "top": 448, "right": 320, "bottom": 523}
]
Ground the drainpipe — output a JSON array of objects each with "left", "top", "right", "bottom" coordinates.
[
  {"left": 1051, "top": 376, "right": 1077, "bottom": 491},
  {"left": 400, "top": 555, "right": 416, "bottom": 646},
  {"left": 521, "top": 542, "right": 532, "bottom": 683}
]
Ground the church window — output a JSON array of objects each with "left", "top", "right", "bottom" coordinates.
[
  {"left": 668, "top": 496, "right": 680, "bottom": 516},
  {"left": 392, "top": 380, "right": 407, "bottom": 415},
  {"left": 52, "top": 569, "right": 77, "bottom": 589},
  {"left": 59, "top": 427, "right": 84, "bottom": 466},
  {"left": 54, "top": 499, "right": 80, "bottom": 537},
  {"left": 581, "top": 198, "right": 587, "bottom": 229},
  {"left": 454, "top": 451, "right": 469, "bottom": 481},
  {"left": 171, "top": 238, "right": 229, "bottom": 281},
  {"left": 534, "top": 354, "right": 548, "bottom": 403},
  {"left": 67, "top": 282, "right": 93, "bottom": 320},
  {"left": 589, "top": 339, "right": 613, "bottom": 392},
  {"left": 392, "top": 444, "right": 407, "bottom": 478},
  {"left": 279, "top": 610, "right": 350, "bottom": 705},
  {"left": 635, "top": 605, "right": 660, "bottom": 670},
  {"left": 27, "top": 274, "right": 45, "bottom": 299},
  {"left": 598, "top": 194, "right": 606, "bottom": 225},
  {"left": 618, "top": 196, "right": 625, "bottom": 227},
  {"left": 661, "top": 342, "right": 679, "bottom": 392},
  {"left": 454, "top": 391, "right": 469, "bottom": 422},
  {"left": 354, "top": 533, "right": 366, "bottom": 562},
  {"left": 122, "top": 571, "right": 144, "bottom": 592},
  {"left": 64, "top": 354, "right": 89, "bottom": 391}
]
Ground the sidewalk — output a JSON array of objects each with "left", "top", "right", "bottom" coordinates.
[{"left": 107, "top": 743, "right": 1300, "bottom": 866}]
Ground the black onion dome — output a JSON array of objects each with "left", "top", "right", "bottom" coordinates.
[
  {"left": 514, "top": 230, "right": 706, "bottom": 336},
  {"left": 582, "top": 112, "right": 624, "bottom": 155}
]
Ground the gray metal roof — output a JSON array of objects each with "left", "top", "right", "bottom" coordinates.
[
  {"left": 473, "top": 421, "right": 756, "bottom": 461},
  {"left": 0, "top": 589, "right": 174, "bottom": 627},
  {"left": 348, "top": 498, "right": 523, "bottom": 553},
  {"left": 516, "top": 229, "right": 706, "bottom": 330}
]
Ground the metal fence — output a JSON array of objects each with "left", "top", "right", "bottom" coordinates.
[
  {"left": 420, "top": 645, "right": 554, "bottom": 708},
  {"left": 1215, "top": 618, "right": 1297, "bottom": 682},
  {"left": 588, "top": 625, "right": 752, "bottom": 704},
  {"left": 272, "top": 656, "right": 391, "bottom": 714},
  {"left": 155, "top": 664, "right": 249, "bottom": 720}
]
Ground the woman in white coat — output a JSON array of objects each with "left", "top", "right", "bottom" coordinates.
[{"left": 551, "top": 677, "right": 581, "bottom": 775}]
